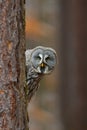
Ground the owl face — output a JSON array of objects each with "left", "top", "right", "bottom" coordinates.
[{"left": 30, "top": 46, "right": 57, "bottom": 74}]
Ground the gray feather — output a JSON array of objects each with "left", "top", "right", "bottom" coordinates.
[{"left": 25, "top": 46, "right": 57, "bottom": 101}]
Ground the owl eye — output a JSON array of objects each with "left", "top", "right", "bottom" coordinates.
[
  {"left": 35, "top": 56, "right": 41, "bottom": 60},
  {"left": 45, "top": 56, "right": 50, "bottom": 62}
]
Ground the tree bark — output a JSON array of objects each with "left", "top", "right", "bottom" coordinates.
[
  {"left": 59, "top": 0, "right": 87, "bottom": 130},
  {"left": 0, "top": 0, "right": 28, "bottom": 130}
]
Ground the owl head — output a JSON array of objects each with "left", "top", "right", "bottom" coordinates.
[{"left": 26, "top": 46, "right": 57, "bottom": 74}]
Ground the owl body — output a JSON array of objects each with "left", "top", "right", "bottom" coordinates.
[
  {"left": 25, "top": 46, "right": 57, "bottom": 101},
  {"left": 26, "top": 64, "right": 42, "bottom": 101}
]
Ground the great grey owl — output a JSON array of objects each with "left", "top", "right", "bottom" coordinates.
[{"left": 25, "top": 46, "right": 57, "bottom": 102}]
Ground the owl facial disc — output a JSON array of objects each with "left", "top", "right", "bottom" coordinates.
[{"left": 30, "top": 46, "right": 57, "bottom": 74}]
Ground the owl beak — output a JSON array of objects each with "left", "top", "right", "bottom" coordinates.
[
  {"left": 40, "top": 63, "right": 45, "bottom": 68},
  {"left": 39, "top": 63, "right": 46, "bottom": 73}
]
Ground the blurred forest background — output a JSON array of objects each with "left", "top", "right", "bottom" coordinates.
[
  {"left": 26, "top": 0, "right": 58, "bottom": 130},
  {"left": 26, "top": 0, "right": 87, "bottom": 130}
]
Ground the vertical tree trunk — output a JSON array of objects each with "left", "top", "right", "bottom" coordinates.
[
  {"left": 0, "top": 1, "right": 28, "bottom": 130},
  {"left": 59, "top": 0, "right": 87, "bottom": 130}
]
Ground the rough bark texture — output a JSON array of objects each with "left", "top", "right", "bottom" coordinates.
[
  {"left": 59, "top": 0, "right": 87, "bottom": 130},
  {"left": 0, "top": 0, "right": 28, "bottom": 130}
]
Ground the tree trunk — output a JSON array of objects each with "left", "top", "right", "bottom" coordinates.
[
  {"left": 59, "top": 0, "right": 87, "bottom": 130},
  {"left": 0, "top": 1, "right": 28, "bottom": 130}
]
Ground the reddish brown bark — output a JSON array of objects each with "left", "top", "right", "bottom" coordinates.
[{"left": 0, "top": 0, "right": 28, "bottom": 130}]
